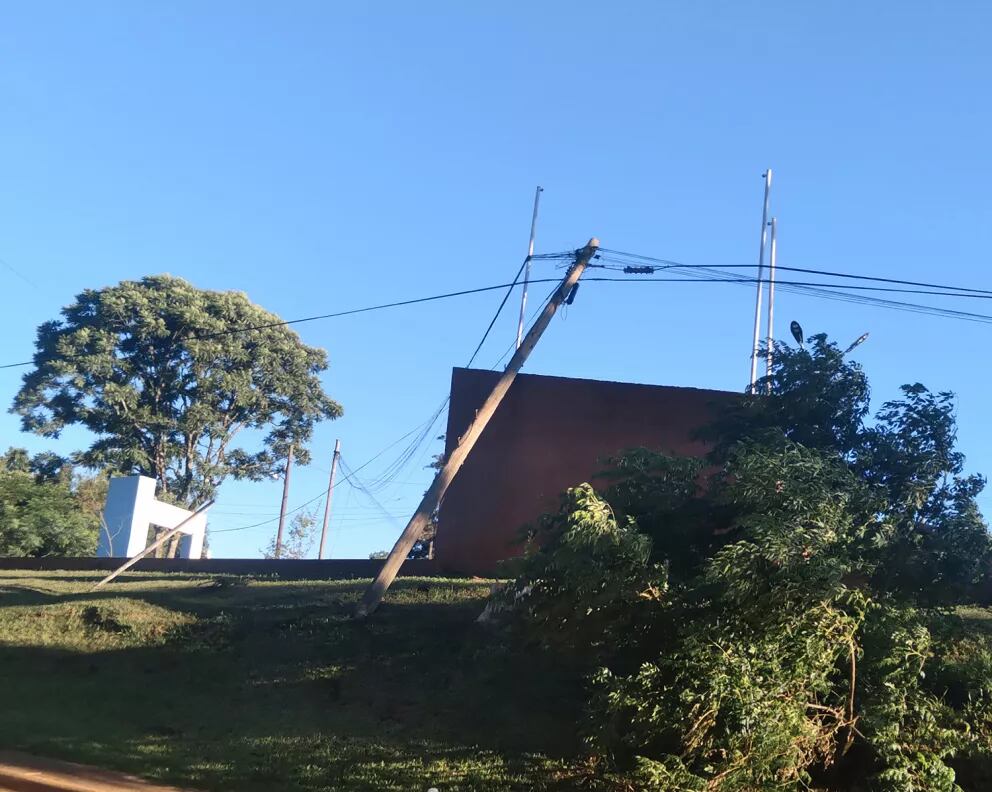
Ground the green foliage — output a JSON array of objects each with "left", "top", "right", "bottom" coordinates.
[
  {"left": 1, "top": 447, "right": 71, "bottom": 483},
  {"left": 262, "top": 508, "right": 319, "bottom": 559},
  {"left": 11, "top": 275, "right": 342, "bottom": 506},
  {"left": 597, "top": 449, "right": 711, "bottom": 580},
  {"left": 864, "top": 385, "right": 989, "bottom": 604},
  {"left": 708, "top": 334, "right": 871, "bottom": 458},
  {"left": 0, "top": 448, "right": 101, "bottom": 556},
  {"left": 497, "top": 483, "right": 664, "bottom": 661},
  {"left": 495, "top": 333, "right": 992, "bottom": 790}
]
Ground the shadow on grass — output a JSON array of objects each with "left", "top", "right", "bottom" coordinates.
[
  {"left": 0, "top": 572, "right": 231, "bottom": 585},
  {"left": 0, "top": 580, "right": 361, "bottom": 610},
  {"left": 0, "top": 579, "right": 590, "bottom": 791},
  {"left": 0, "top": 576, "right": 488, "bottom": 610}
]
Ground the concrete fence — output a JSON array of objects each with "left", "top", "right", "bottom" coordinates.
[{"left": 0, "top": 557, "right": 443, "bottom": 580}]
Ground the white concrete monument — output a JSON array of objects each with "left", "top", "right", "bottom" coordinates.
[{"left": 97, "top": 475, "right": 208, "bottom": 559}]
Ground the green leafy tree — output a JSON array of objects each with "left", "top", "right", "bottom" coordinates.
[
  {"left": 707, "top": 334, "right": 871, "bottom": 458},
  {"left": 496, "top": 333, "right": 992, "bottom": 791},
  {"left": 0, "top": 447, "right": 68, "bottom": 483},
  {"left": 0, "top": 448, "right": 31, "bottom": 474},
  {"left": 11, "top": 276, "right": 342, "bottom": 507},
  {"left": 261, "top": 508, "right": 318, "bottom": 560},
  {"left": 0, "top": 448, "right": 102, "bottom": 556}
]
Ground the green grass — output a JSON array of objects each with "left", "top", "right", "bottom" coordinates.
[{"left": 0, "top": 571, "right": 599, "bottom": 791}]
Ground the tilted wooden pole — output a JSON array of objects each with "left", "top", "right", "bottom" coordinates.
[
  {"left": 92, "top": 499, "right": 215, "bottom": 589},
  {"left": 354, "top": 237, "right": 599, "bottom": 617},
  {"left": 274, "top": 443, "right": 294, "bottom": 559},
  {"left": 318, "top": 439, "right": 341, "bottom": 559}
]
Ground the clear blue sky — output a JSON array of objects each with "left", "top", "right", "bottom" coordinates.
[{"left": 3, "top": 2, "right": 991, "bottom": 558}]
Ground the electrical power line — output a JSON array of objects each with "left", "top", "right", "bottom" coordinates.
[
  {"left": 0, "top": 278, "right": 566, "bottom": 370},
  {"left": 586, "top": 247, "right": 992, "bottom": 324},
  {"left": 166, "top": 259, "right": 532, "bottom": 536},
  {"left": 465, "top": 256, "right": 529, "bottom": 368},
  {"left": 210, "top": 421, "right": 434, "bottom": 534},
  {"left": 339, "top": 456, "right": 404, "bottom": 527},
  {"left": 358, "top": 252, "right": 553, "bottom": 494},
  {"left": 210, "top": 488, "right": 326, "bottom": 534},
  {"left": 587, "top": 273, "right": 992, "bottom": 300},
  {"left": 21, "top": 251, "right": 992, "bottom": 538},
  {"left": 597, "top": 248, "right": 992, "bottom": 296},
  {"left": 0, "top": 256, "right": 40, "bottom": 291},
  {"left": 489, "top": 278, "right": 561, "bottom": 370},
  {"left": 361, "top": 398, "right": 448, "bottom": 493},
  {"left": 586, "top": 269, "right": 992, "bottom": 325},
  {"left": 9, "top": 256, "right": 992, "bottom": 373},
  {"left": 361, "top": 261, "right": 570, "bottom": 503}
]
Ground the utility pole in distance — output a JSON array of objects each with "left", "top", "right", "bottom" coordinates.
[
  {"left": 274, "top": 443, "right": 294, "bottom": 559},
  {"left": 318, "top": 439, "right": 341, "bottom": 559},
  {"left": 355, "top": 237, "right": 599, "bottom": 618}
]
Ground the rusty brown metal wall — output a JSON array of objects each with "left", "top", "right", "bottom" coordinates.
[{"left": 435, "top": 368, "right": 736, "bottom": 576}]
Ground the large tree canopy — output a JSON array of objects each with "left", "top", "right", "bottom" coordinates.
[{"left": 12, "top": 275, "right": 341, "bottom": 506}]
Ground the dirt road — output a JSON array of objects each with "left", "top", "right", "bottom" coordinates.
[{"left": 0, "top": 752, "right": 193, "bottom": 792}]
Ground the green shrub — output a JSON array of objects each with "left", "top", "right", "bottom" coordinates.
[{"left": 493, "top": 335, "right": 992, "bottom": 790}]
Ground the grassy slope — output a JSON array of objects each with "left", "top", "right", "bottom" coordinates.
[{"left": 0, "top": 572, "right": 595, "bottom": 792}]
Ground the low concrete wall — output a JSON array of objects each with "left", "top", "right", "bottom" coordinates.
[{"left": 0, "top": 557, "right": 443, "bottom": 580}]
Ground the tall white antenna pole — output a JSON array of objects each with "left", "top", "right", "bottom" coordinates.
[
  {"left": 749, "top": 170, "right": 773, "bottom": 393},
  {"left": 765, "top": 216, "right": 778, "bottom": 393},
  {"left": 318, "top": 439, "right": 341, "bottom": 560},
  {"left": 516, "top": 186, "right": 544, "bottom": 349}
]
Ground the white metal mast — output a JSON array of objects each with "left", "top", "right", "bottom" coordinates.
[
  {"left": 516, "top": 186, "right": 544, "bottom": 349},
  {"left": 765, "top": 216, "right": 778, "bottom": 392},
  {"left": 748, "top": 170, "right": 773, "bottom": 392}
]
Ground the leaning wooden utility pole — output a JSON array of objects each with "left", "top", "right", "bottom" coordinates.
[
  {"left": 274, "top": 443, "right": 294, "bottom": 559},
  {"left": 354, "top": 237, "right": 599, "bottom": 618},
  {"left": 318, "top": 439, "right": 341, "bottom": 559}
]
